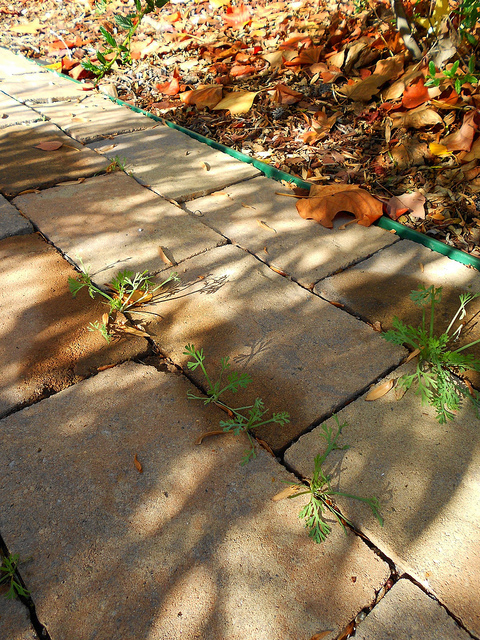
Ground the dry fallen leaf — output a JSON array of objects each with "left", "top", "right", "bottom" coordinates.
[
  {"left": 296, "top": 184, "right": 384, "bottom": 228},
  {"left": 272, "top": 484, "right": 304, "bottom": 501},
  {"left": 34, "top": 141, "right": 63, "bottom": 151},
  {"left": 339, "top": 54, "right": 404, "bottom": 101},
  {"left": 365, "top": 379, "right": 394, "bottom": 401},
  {"left": 195, "top": 430, "right": 228, "bottom": 444},
  {"left": 309, "top": 632, "right": 334, "bottom": 640},
  {"left": 158, "top": 246, "right": 175, "bottom": 267},
  {"left": 391, "top": 106, "right": 443, "bottom": 130},
  {"left": 9, "top": 19, "right": 42, "bottom": 33},
  {"left": 441, "top": 109, "right": 480, "bottom": 152},
  {"left": 134, "top": 453, "right": 143, "bottom": 473},
  {"left": 180, "top": 85, "right": 223, "bottom": 109},
  {"left": 386, "top": 192, "right": 426, "bottom": 220},
  {"left": 404, "top": 348, "right": 421, "bottom": 364},
  {"left": 213, "top": 90, "right": 258, "bottom": 115}
]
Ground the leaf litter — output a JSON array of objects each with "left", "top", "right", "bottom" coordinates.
[{"left": 4, "top": 0, "right": 480, "bottom": 255}]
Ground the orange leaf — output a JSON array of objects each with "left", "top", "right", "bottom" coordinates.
[
  {"left": 271, "top": 83, "right": 303, "bottom": 105},
  {"left": 180, "top": 85, "right": 223, "bottom": 109},
  {"left": 365, "top": 379, "right": 394, "bottom": 401},
  {"left": 156, "top": 76, "right": 180, "bottom": 96},
  {"left": 229, "top": 64, "right": 256, "bottom": 78},
  {"left": 402, "top": 77, "right": 429, "bottom": 109},
  {"left": 441, "top": 109, "right": 480, "bottom": 152},
  {"left": 34, "top": 141, "right": 63, "bottom": 151},
  {"left": 284, "top": 46, "right": 322, "bottom": 67},
  {"left": 134, "top": 453, "right": 143, "bottom": 473},
  {"left": 296, "top": 185, "right": 383, "bottom": 228},
  {"left": 222, "top": 3, "right": 251, "bottom": 28}
]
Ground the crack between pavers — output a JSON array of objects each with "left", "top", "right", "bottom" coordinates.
[{"left": 0, "top": 533, "right": 52, "bottom": 640}]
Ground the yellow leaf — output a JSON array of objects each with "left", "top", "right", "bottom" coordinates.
[
  {"left": 415, "top": 0, "right": 449, "bottom": 32},
  {"left": 213, "top": 90, "right": 258, "bottom": 115},
  {"left": 9, "top": 19, "right": 42, "bottom": 33},
  {"left": 365, "top": 379, "right": 394, "bottom": 401},
  {"left": 44, "top": 62, "right": 62, "bottom": 71},
  {"left": 429, "top": 142, "right": 452, "bottom": 157},
  {"left": 271, "top": 485, "right": 304, "bottom": 502}
]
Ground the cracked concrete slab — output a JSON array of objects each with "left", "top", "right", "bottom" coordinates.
[
  {"left": 0, "top": 122, "right": 109, "bottom": 198},
  {"left": 0, "top": 92, "right": 43, "bottom": 128},
  {"left": 0, "top": 594, "right": 38, "bottom": 640},
  {"left": 0, "top": 195, "right": 32, "bottom": 239},
  {"left": 0, "top": 362, "right": 389, "bottom": 640},
  {"left": 88, "top": 126, "right": 260, "bottom": 202},
  {"left": 184, "top": 177, "right": 399, "bottom": 286},
  {"left": 316, "top": 239, "right": 480, "bottom": 387},
  {"left": 284, "top": 362, "right": 480, "bottom": 637},
  {"left": 355, "top": 579, "right": 472, "bottom": 640},
  {"left": 33, "top": 95, "right": 157, "bottom": 143},
  {"left": 0, "top": 72, "right": 90, "bottom": 103},
  {"left": 13, "top": 172, "right": 226, "bottom": 285},
  {"left": 0, "top": 233, "right": 149, "bottom": 417},
  {"left": 141, "top": 244, "right": 405, "bottom": 450}
]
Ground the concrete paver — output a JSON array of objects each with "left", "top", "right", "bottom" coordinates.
[
  {"left": 0, "top": 233, "right": 149, "bottom": 417},
  {"left": 0, "top": 362, "right": 390, "bottom": 640},
  {"left": 0, "top": 122, "right": 109, "bottom": 198},
  {"left": 0, "top": 595, "right": 38, "bottom": 640},
  {"left": 184, "top": 177, "right": 399, "bottom": 286},
  {"left": 33, "top": 94, "right": 157, "bottom": 143},
  {"left": 355, "top": 579, "right": 471, "bottom": 640},
  {"left": 88, "top": 126, "right": 260, "bottom": 202},
  {"left": 0, "top": 47, "right": 47, "bottom": 78},
  {"left": 0, "top": 72, "right": 90, "bottom": 103},
  {"left": 0, "top": 194, "right": 32, "bottom": 239},
  {"left": 13, "top": 172, "right": 226, "bottom": 284},
  {"left": 316, "top": 238, "right": 480, "bottom": 386},
  {"left": 284, "top": 362, "right": 480, "bottom": 637},
  {"left": 0, "top": 92, "right": 43, "bottom": 128},
  {"left": 141, "top": 244, "right": 405, "bottom": 450}
]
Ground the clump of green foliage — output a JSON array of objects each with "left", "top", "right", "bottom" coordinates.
[
  {"left": 425, "top": 57, "right": 479, "bottom": 94},
  {"left": 286, "top": 417, "right": 383, "bottom": 544},
  {"left": 83, "top": 0, "right": 169, "bottom": 81},
  {"left": 383, "top": 285, "right": 480, "bottom": 423},
  {"left": 457, "top": 0, "right": 480, "bottom": 44},
  {"left": 184, "top": 344, "right": 290, "bottom": 465},
  {"left": 69, "top": 260, "right": 178, "bottom": 341},
  {"left": 0, "top": 554, "right": 29, "bottom": 600}
]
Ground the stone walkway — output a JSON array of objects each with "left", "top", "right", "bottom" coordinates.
[{"left": 0, "top": 47, "right": 479, "bottom": 640}]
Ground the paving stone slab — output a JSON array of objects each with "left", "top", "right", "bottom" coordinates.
[
  {"left": 355, "top": 579, "right": 471, "bottom": 640},
  {"left": 316, "top": 239, "right": 480, "bottom": 387},
  {"left": 0, "top": 122, "right": 109, "bottom": 198},
  {"left": 284, "top": 362, "right": 480, "bottom": 636},
  {"left": 0, "top": 362, "right": 389, "bottom": 640},
  {"left": 0, "top": 233, "right": 149, "bottom": 417},
  {"left": 88, "top": 127, "right": 260, "bottom": 202},
  {"left": 0, "top": 72, "right": 89, "bottom": 103},
  {"left": 33, "top": 95, "right": 157, "bottom": 143},
  {"left": 13, "top": 172, "right": 226, "bottom": 285},
  {"left": 0, "top": 48, "right": 47, "bottom": 77},
  {"left": 0, "top": 594, "right": 38, "bottom": 640},
  {"left": 0, "top": 92, "right": 43, "bottom": 128},
  {"left": 184, "top": 178, "right": 399, "bottom": 286},
  {"left": 0, "top": 194, "right": 32, "bottom": 239},
  {"left": 140, "top": 244, "right": 405, "bottom": 450}
]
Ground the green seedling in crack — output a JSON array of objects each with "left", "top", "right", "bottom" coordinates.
[
  {"left": 0, "top": 554, "right": 29, "bottom": 600},
  {"left": 279, "top": 417, "right": 383, "bottom": 544},
  {"left": 69, "top": 259, "right": 178, "bottom": 341},
  {"left": 184, "top": 344, "right": 290, "bottom": 465},
  {"left": 383, "top": 285, "right": 480, "bottom": 423}
]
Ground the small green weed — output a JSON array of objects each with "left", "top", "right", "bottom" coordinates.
[
  {"left": 456, "top": 0, "right": 480, "bottom": 44},
  {"left": 105, "top": 155, "right": 128, "bottom": 173},
  {"left": 383, "top": 285, "right": 480, "bottom": 423},
  {"left": 184, "top": 344, "right": 290, "bottom": 465},
  {"left": 69, "top": 260, "right": 178, "bottom": 341},
  {"left": 0, "top": 554, "right": 29, "bottom": 600},
  {"left": 83, "top": 0, "right": 169, "bottom": 81},
  {"left": 425, "top": 57, "right": 479, "bottom": 94},
  {"left": 284, "top": 417, "right": 383, "bottom": 544}
]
